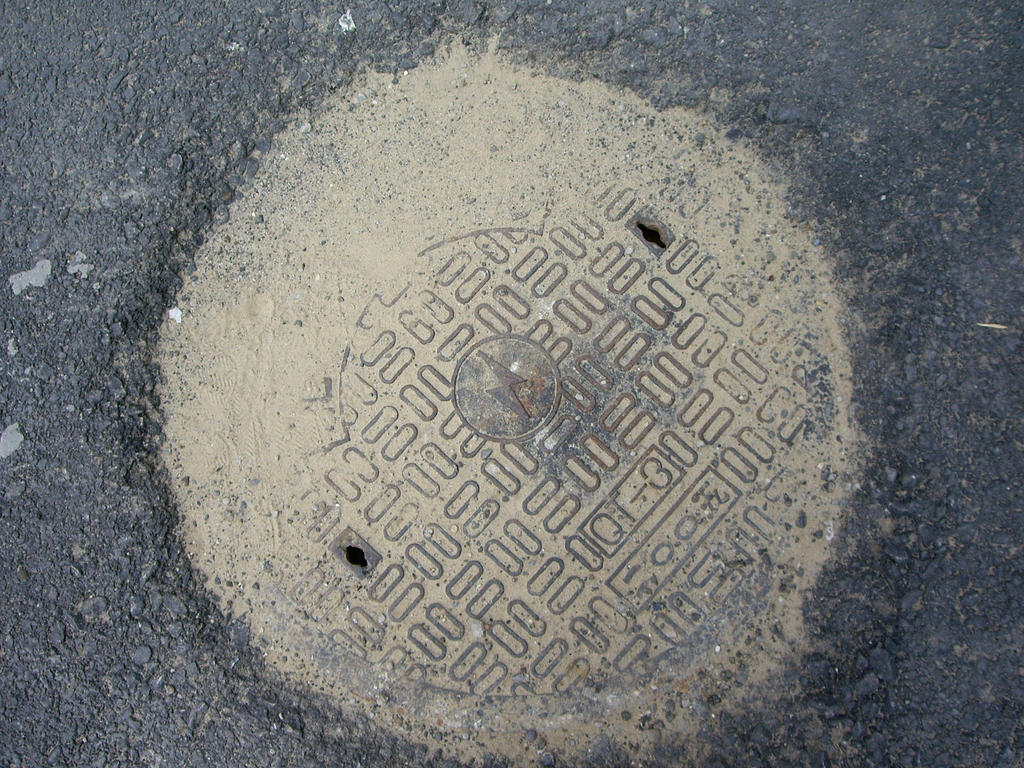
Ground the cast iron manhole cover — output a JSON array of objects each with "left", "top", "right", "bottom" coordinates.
[{"left": 160, "top": 47, "right": 858, "bottom": 761}]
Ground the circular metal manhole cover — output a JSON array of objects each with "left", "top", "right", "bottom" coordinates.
[{"left": 160, "top": 46, "right": 858, "bottom": 762}]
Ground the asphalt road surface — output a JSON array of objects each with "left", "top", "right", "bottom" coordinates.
[{"left": 0, "top": 1, "right": 1021, "bottom": 766}]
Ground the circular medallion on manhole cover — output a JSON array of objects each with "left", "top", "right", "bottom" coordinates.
[
  {"left": 160, "top": 46, "right": 859, "bottom": 762},
  {"left": 453, "top": 336, "right": 561, "bottom": 441}
]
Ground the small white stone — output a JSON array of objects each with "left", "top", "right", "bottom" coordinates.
[
  {"left": 168, "top": 307, "right": 183, "bottom": 323},
  {"left": 67, "top": 251, "right": 94, "bottom": 278},
  {"left": 9, "top": 259, "right": 51, "bottom": 295},
  {"left": 0, "top": 423, "right": 23, "bottom": 459},
  {"left": 338, "top": 10, "right": 355, "bottom": 32}
]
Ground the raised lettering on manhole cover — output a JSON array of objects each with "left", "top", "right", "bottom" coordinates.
[{"left": 160, "top": 46, "right": 858, "bottom": 762}]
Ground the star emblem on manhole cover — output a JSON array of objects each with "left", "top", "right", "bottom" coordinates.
[{"left": 454, "top": 336, "right": 561, "bottom": 441}]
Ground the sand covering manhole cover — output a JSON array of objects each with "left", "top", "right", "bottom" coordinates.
[{"left": 160, "top": 46, "right": 858, "bottom": 761}]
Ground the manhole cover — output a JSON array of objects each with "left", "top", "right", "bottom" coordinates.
[{"left": 160, "top": 46, "right": 858, "bottom": 761}]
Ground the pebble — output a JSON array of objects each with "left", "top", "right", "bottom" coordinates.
[
  {"left": 870, "top": 647, "right": 896, "bottom": 682},
  {"left": 455, "top": 0, "right": 483, "bottom": 24},
  {"left": 9, "top": 259, "right": 51, "bottom": 295},
  {"left": 28, "top": 231, "right": 50, "bottom": 252},
  {"left": 48, "top": 623, "right": 65, "bottom": 647},
  {"left": 77, "top": 595, "right": 109, "bottom": 620},
  {"left": 855, "top": 672, "right": 880, "bottom": 698},
  {"left": 129, "top": 594, "right": 145, "bottom": 618},
  {"left": 491, "top": 4, "right": 516, "bottom": 23},
  {"left": 230, "top": 622, "right": 250, "bottom": 648},
  {"left": 131, "top": 645, "right": 152, "bottom": 666},
  {"left": 4, "top": 479, "right": 26, "bottom": 499},
  {"left": 163, "top": 595, "right": 187, "bottom": 616},
  {"left": 67, "top": 251, "right": 94, "bottom": 278},
  {"left": 0, "top": 423, "right": 24, "bottom": 459}
]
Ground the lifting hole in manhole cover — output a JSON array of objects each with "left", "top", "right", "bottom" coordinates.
[{"left": 159, "top": 44, "right": 859, "bottom": 763}]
